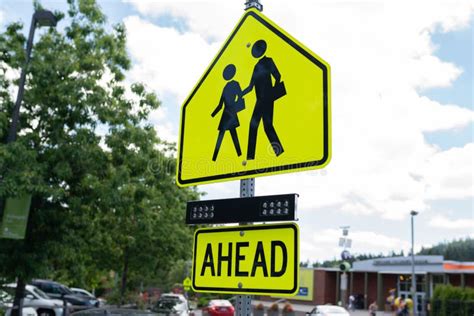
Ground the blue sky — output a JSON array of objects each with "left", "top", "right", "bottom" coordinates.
[
  {"left": 1, "top": 0, "right": 472, "bottom": 262},
  {"left": 423, "top": 23, "right": 473, "bottom": 150}
]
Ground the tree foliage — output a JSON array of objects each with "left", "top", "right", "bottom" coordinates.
[
  {"left": 0, "top": 0, "right": 197, "bottom": 301},
  {"left": 418, "top": 238, "right": 474, "bottom": 261}
]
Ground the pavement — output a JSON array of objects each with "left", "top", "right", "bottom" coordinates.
[
  {"left": 250, "top": 300, "right": 394, "bottom": 316},
  {"left": 190, "top": 299, "right": 394, "bottom": 316}
]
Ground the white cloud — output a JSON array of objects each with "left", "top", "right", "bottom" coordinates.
[
  {"left": 124, "top": 16, "right": 219, "bottom": 105},
  {"left": 422, "top": 143, "right": 474, "bottom": 200},
  {"left": 429, "top": 215, "right": 474, "bottom": 229},
  {"left": 122, "top": 0, "right": 474, "bottom": 222},
  {"left": 123, "top": 1, "right": 242, "bottom": 41}
]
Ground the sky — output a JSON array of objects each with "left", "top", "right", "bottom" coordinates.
[{"left": 1, "top": 0, "right": 473, "bottom": 263}]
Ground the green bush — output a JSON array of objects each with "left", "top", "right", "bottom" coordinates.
[{"left": 432, "top": 285, "right": 474, "bottom": 316}]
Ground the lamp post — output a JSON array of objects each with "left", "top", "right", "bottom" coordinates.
[
  {"left": 7, "top": 9, "right": 57, "bottom": 143},
  {"left": 6, "top": 10, "right": 57, "bottom": 316},
  {"left": 410, "top": 210, "right": 418, "bottom": 316},
  {"left": 1, "top": 9, "right": 57, "bottom": 220}
]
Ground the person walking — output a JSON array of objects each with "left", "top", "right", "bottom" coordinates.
[
  {"left": 211, "top": 64, "right": 244, "bottom": 161},
  {"left": 369, "top": 301, "right": 378, "bottom": 316},
  {"left": 243, "top": 39, "right": 286, "bottom": 160}
]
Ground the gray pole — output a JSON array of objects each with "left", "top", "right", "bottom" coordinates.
[
  {"left": 0, "top": 14, "right": 37, "bottom": 223},
  {"left": 235, "top": 178, "right": 255, "bottom": 316},
  {"left": 410, "top": 211, "right": 417, "bottom": 316},
  {"left": 4, "top": 16, "right": 36, "bottom": 316},
  {"left": 7, "top": 15, "right": 37, "bottom": 143},
  {"left": 235, "top": 2, "right": 262, "bottom": 316},
  {"left": 1, "top": 9, "right": 57, "bottom": 219}
]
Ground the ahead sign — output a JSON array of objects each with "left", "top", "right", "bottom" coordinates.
[
  {"left": 177, "top": 8, "right": 331, "bottom": 187},
  {"left": 192, "top": 223, "right": 299, "bottom": 295}
]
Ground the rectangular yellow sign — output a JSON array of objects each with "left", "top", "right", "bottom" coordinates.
[{"left": 192, "top": 223, "right": 299, "bottom": 295}]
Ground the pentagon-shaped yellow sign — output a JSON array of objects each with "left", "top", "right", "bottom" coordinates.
[{"left": 177, "top": 9, "right": 331, "bottom": 187}]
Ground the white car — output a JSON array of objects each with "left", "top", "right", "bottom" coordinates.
[
  {"left": 1, "top": 290, "right": 38, "bottom": 316},
  {"left": 5, "top": 306, "right": 38, "bottom": 316},
  {"left": 306, "top": 305, "right": 350, "bottom": 316},
  {"left": 153, "top": 294, "right": 189, "bottom": 316},
  {"left": 4, "top": 284, "right": 67, "bottom": 316}
]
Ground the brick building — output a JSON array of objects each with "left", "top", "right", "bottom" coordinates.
[{"left": 268, "top": 256, "right": 474, "bottom": 315}]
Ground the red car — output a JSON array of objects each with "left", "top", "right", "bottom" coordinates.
[{"left": 202, "top": 300, "right": 235, "bottom": 316}]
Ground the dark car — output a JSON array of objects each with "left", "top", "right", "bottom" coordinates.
[{"left": 31, "top": 280, "right": 97, "bottom": 309}]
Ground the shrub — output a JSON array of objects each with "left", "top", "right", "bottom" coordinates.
[
  {"left": 282, "top": 303, "right": 294, "bottom": 312},
  {"left": 255, "top": 303, "right": 265, "bottom": 310},
  {"left": 269, "top": 303, "right": 279, "bottom": 311},
  {"left": 432, "top": 285, "right": 474, "bottom": 316}
]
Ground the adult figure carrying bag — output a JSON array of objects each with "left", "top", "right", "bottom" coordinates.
[{"left": 243, "top": 39, "right": 286, "bottom": 160}]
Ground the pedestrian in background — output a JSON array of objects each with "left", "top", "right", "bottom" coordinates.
[{"left": 369, "top": 301, "right": 378, "bottom": 316}]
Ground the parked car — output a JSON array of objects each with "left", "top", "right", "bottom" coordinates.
[
  {"left": 152, "top": 294, "right": 189, "bottom": 316},
  {"left": 306, "top": 305, "right": 350, "bottom": 316},
  {"left": 31, "top": 280, "right": 97, "bottom": 309},
  {"left": 3, "top": 283, "right": 67, "bottom": 316},
  {"left": 202, "top": 300, "right": 234, "bottom": 316},
  {"left": 5, "top": 306, "right": 38, "bottom": 316},
  {"left": 1, "top": 289, "right": 38, "bottom": 316},
  {"left": 70, "top": 288, "right": 103, "bottom": 307}
]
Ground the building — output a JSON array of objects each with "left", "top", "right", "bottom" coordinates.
[{"left": 269, "top": 256, "right": 474, "bottom": 315}]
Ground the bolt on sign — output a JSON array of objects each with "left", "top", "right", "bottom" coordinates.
[
  {"left": 176, "top": 8, "right": 331, "bottom": 187},
  {"left": 192, "top": 223, "right": 299, "bottom": 295}
]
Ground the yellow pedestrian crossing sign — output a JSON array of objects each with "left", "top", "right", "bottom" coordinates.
[
  {"left": 183, "top": 277, "right": 192, "bottom": 291},
  {"left": 177, "top": 8, "right": 331, "bottom": 187}
]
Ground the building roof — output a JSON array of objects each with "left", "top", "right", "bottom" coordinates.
[{"left": 350, "top": 256, "right": 474, "bottom": 274}]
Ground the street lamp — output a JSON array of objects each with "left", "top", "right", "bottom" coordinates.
[
  {"left": 3, "top": 9, "right": 57, "bottom": 316},
  {"left": 1, "top": 8, "right": 57, "bottom": 228},
  {"left": 410, "top": 210, "right": 419, "bottom": 316},
  {"left": 6, "top": 9, "right": 57, "bottom": 143}
]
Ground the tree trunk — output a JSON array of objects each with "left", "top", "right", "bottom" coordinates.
[
  {"left": 120, "top": 248, "right": 129, "bottom": 307},
  {"left": 12, "top": 277, "right": 26, "bottom": 316}
]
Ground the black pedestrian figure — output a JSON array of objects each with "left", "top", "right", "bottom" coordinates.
[
  {"left": 243, "top": 39, "right": 286, "bottom": 160},
  {"left": 211, "top": 64, "right": 244, "bottom": 161}
]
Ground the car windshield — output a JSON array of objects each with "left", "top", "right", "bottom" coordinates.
[
  {"left": 1, "top": 287, "right": 15, "bottom": 298},
  {"left": 61, "top": 285, "right": 74, "bottom": 295},
  {"left": 154, "top": 299, "right": 181, "bottom": 311},
  {"left": 31, "top": 287, "right": 51, "bottom": 300},
  {"left": 0, "top": 290, "right": 12, "bottom": 303},
  {"left": 210, "top": 300, "right": 232, "bottom": 307}
]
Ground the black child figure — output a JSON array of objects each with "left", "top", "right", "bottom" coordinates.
[{"left": 211, "top": 64, "right": 244, "bottom": 161}]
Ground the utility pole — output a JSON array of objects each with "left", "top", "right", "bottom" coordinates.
[
  {"left": 338, "top": 226, "right": 351, "bottom": 308},
  {"left": 410, "top": 210, "right": 418, "bottom": 316}
]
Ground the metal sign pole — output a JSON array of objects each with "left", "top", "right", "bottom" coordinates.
[
  {"left": 235, "top": 178, "right": 255, "bottom": 316},
  {"left": 236, "top": 2, "right": 261, "bottom": 314}
]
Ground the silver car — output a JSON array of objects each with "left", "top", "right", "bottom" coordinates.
[{"left": 4, "top": 284, "right": 67, "bottom": 316}]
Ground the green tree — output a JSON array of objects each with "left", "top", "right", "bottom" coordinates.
[
  {"left": 419, "top": 238, "right": 474, "bottom": 261},
  {"left": 0, "top": 0, "right": 197, "bottom": 309}
]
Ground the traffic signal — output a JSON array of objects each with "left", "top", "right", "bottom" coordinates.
[{"left": 340, "top": 261, "right": 351, "bottom": 272}]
